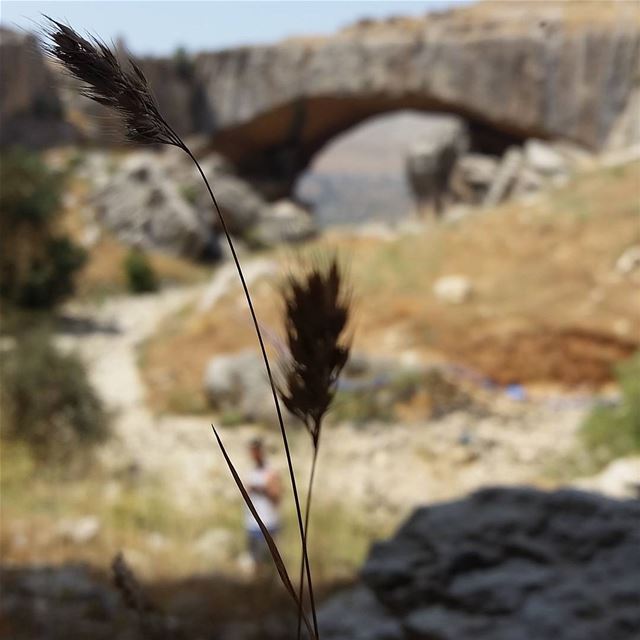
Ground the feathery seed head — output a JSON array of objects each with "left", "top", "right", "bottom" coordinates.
[
  {"left": 42, "top": 18, "right": 181, "bottom": 147},
  {"left": 279, "top": 257, "right": 351, "bottom": 446}
]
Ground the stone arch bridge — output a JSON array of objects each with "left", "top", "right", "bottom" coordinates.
[
  {"left": 181, "top": 10, "right": 639, "bottom": 197},
  {"left": 2, "top": 6, "right": 638, "bottom": 199}
]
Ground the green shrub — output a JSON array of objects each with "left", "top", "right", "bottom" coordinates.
[
  {"left": 124, "top": 248, "right": 158, "bottom": 293},
  {"left": 0, "top": 148, "right": 62, "bottom": 225},
  {"left": 1, "top": 331, "right": 109, "bottom": 460},
  {"left": 581, "top": 352, "right": 640, "bottom": 467},
  {"left": 0, "top": 147, "right": 87, "bottom": 309},
  {"left": 15, "top": 237, "right": 87, "bottom": 308}
]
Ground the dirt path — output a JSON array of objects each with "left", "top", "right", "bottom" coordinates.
[
  {"left": 55, "top": 262, "right": 280, "bottom": 507},
  {"left": 55, "top": 264, "right": 592, "bottom": 520}
]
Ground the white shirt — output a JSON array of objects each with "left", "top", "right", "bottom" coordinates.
[{"left": 245, "top": 465, "right": 280, "bottom": 532}]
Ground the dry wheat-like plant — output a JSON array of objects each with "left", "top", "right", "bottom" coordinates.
[
  {"left": 278, "top": 256, "right": 351, "bottom": 637},
  {"left": 280, "top": 257, "right": 351, "bottom": 446},
  {"left": 43, "top": 19, "right": 352, "bottom": 638},
  {"left": 44, "top": 19, "right": 181, "bottom": 147}
]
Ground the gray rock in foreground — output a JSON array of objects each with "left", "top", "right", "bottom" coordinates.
[{"left": 319, "top": 487, "right": 640, "bottom": 640}]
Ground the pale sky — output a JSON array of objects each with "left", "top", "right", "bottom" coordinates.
[{"left": 1, "top": 1, "right": 472, "bottom": 55}]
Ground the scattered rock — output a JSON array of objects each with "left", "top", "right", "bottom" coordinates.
[
  {"left": 92, "top": 151, "right": 219, "bottom": 259},
  {"left": 483, "top": 146, "right": 523, "bottom": 207},
  {"left": 250, "top": 199, "right": 317, "bottom": 247},
  {"left": 574, "top": 457, "right": 640, "bottom": 499},
  {"left": 616, "top": 246, "right": 640, "bottom": 275},
  {"left": 92, "top": 150, "right": 317, "bottom": 253},
  {"left": 203, "top": 350, "right": 277, "bottom": 425},
  {"left": 524, "top": 139, "right": 568, "bottom": 177},
  {"left": 433, "top": 275, "right": 473, "bottom": 304},
  {"left": 203, "top": 171, "right": 265, "bottom": 237},
  {"left": 166, "top": 151, "right": 280, "bottom": 239},
  {"left": 321, "top": 487, "right": 640, "bottom": 639},
  {"left": 511, "top": 164, "right": 545, "bottom": 198},
  {"left": 451, "top": 153, "right": 499, "bottom": 204},
  {"left": 601, "top": 143, "right": 640, "bottom": 169}
]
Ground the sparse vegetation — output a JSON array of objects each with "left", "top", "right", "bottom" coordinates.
[
  {"left": 580, "top": 352, "right": 640, "bottom": 468},
  {"left": 45, "top": 23, "right": 346, "bottom": 635},
  {"left": 220, "top": 409, "right": 248, "bottom": 427},
  {"left": 332, "top": 369, "right": 470, "bottom": 424},
  {"left": 0, "top": 147, "right": 87, "bottom": 309},
  {"left": 0, "top": 435, "right": 379, "bottom": 583},
  {"left": 76, "top": 233, "right": 208, "bottom": 300},
  {"left": 1, "top": 330, "right": 109, "bottom": 461},
  {"left": 140, "top": 161, "right": 640, "bottom": 414},
  {"left": 124, "top": 247, "right": 159, "bottom": 293}
]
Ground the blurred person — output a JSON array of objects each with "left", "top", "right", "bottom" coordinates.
[{"left": 245, "top": 437, "right": 282, "bottom": 575}]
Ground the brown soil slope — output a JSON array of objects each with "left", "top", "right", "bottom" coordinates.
[{"left": 141, "top": 162, "right": 640, "bottom": 412}]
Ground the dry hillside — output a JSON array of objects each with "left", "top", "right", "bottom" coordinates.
[{"left": 140, "top": 162, "right": 640, "bottom": 414}]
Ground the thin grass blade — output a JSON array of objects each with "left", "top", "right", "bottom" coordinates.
[{"left": 210, "top": 424, "right": 316, "bottom": 639}]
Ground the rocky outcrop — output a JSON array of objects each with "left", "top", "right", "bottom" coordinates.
[
  {"left": 443, "top": 138, "right": 593, "bottom": 209},
  {"left": 88, "top": 149, "right": 317, "bottom": 257},
  {"left": 203, "top": 350, "right": 284, "bottom": 426},
  {"left": 319, "top": 487, "right": 640, "bottom": 639},
  {"left": 250, "top": 199, "right": 317, "bottom": 248},
  {"left": 406, "top": 119, "right": 468, "bottom": 216},
  {"left": 168, "top": 150, "right": 266, "bottom": 236},
  {"left": 91, "top": 151, "right": 219, "bottom": 259}
]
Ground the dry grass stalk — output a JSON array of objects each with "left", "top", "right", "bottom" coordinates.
[
  {"left": 43, "top": 18, "right": 316, "bottom": 636},
  {"left": 278, "top": 256, "right": 351, "bottom": 638},
  {"left": 211, "top": 424, "right": 315, "bottom": 637},
  {"left": 43, "top": 18, "right": 182, "bottom": 147},
  {"left": 43, "top": 20, "right": 354, "bottom": 638},
  {"left": 279, "top": 257, "right": 351, "bottom": 447}
]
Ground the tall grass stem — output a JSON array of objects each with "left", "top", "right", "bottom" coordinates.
[
  {"left": 183, "top": 146, "right": 319, "bottom": 637},
  {"left": 297, "top": 442, "right": 320, "bottom": 639}
]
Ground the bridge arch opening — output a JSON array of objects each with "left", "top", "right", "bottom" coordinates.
[
  {"left": 209, "top": 95, "right": 531, "bottom": 202},
  {"left": 294, "top": 110, "right": 462, "bottom": 227}
]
